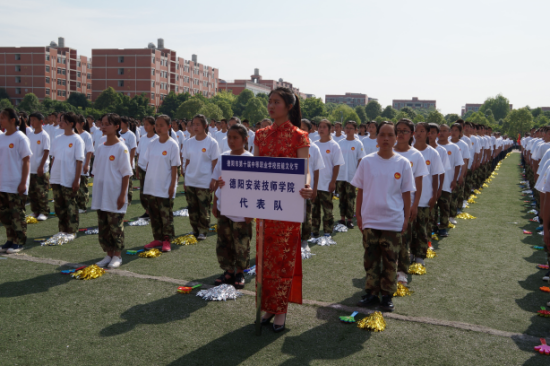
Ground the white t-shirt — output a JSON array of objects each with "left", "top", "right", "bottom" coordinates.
[
  {"left": 92, "top": 128, "right": 104, "bottom": 149},
  {"left": 43, "top": 124, "right": 55, "bottom": 140},
  {"left": 90, "top": 124, "right": 97, "bottom": 135},
  {"left": 454, "top": 139, "right": 470, "bottom": 163},
  {"left": 337, "top": 138, "right": 366, "bottom": 182},
  {"left": 438, "top": 142, "right": 464, "bottom": 192},
  {"left": 212, "top": 150, "right": 254, "bottom": 222},
  {"left": 362, "top": 137, "right": 379, "bottom": 156},
  {"left": 50, "top": 134, "right": 85, "bottom": 188},
  {"left": 219, "top": 136, "right": 231, "bottom": 154},
  {"left": 333, "top": 134, "right": 346, "bottom": 144},
  {"left": 394, "top": 147, "right": 429, "bottom": 203},
  {"left": 308, "top": 143, "right": 325, "bottom": 189},
  {"left": 143, "top": 138, "right": 181, "bottom": 198},
  {"left": 136, "top": 134, "right": 159, "bottom": 170},
  {"left": 182, "top": 135, "right": 220, "bottom": 189},
  {"left": 247, "top": 130, "right": 255, "bottom": 152},
  {"left": 0, "top": 131, "right": 32, "bottom": 195},
  {"left": 214, "top": 131, "right": 227, "bottom": 154},
  {"left": 417, "top": 146, "right": 445, "bottom": 207},
  {"left": 534, "top": 142, "right": 550, "bottom": 161},
  {"left": 79, "top": 131, "right": 95, "bottom": 176},
  {"left": 176, "top": 130, "right": 186, "bottom": 152},
  {"left": 434, "top": 144, "right": 451, "bottom": 172},
  {"left": 535, "top": 163, "right": 550, "bottom": 193},
  {"left": 139, "top": 126, "right": 146, "bottom": 137},
  {"left": 314, "top": 139, "right": 345, "bottom": 192},
  {"left": 538, "top": 149, "right": 550, "bottom": 175},
  {"left": 91, "top": 141, "right": 133, "bottom": 214},
  {"left": 309, "top": 132, "right": 320, "bottom": 143},
  {"left": 184, "top": 130, "right": 190, "bottom": 139},
  {"left": 28, "top": 130, "right": 51, "bottom": 174},
  {"left": 120, "top": 131, "right": 137, "bottom": 169},
  {"left": 351, "top": 153, "right": 415, "bottom": 232}
]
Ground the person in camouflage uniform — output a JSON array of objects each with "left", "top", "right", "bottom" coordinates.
[
  {"left": 336, "top": 180, "right": 356, "bottom": 225},
  {"left": 216, "top": 215, "right": 252, "bottom": 274},
  {"left": 437, "top": 191, "right": 451, "bottom": 232},
  {"left": 76, "top": 175, "right": 89, "bottom": 211},
  {"left": 398, "top": 222, "right": 413, "bottom": 274},
  {"left": 0, "top": 192, "right": 27, "bottom": 246},
  {"left": 97, "top": 209, "right": 125, "bottom": 251},
  {"left": 137, "top": 166, "right": 148, "bottom": 212},
  {"left": 301, "top": 199, "right": 312, "bottom": 241},
  {"left": 147, "top": 195, "right": 174, "bottom": 241},
  {"left": 29, "top": 172, "right": 50, "bottom": 216},
  {"left": 362, "top": 228, "right": 402, "bottom": 297},
  {"left": 186, "top": 186, "right": 211, "bottom": 236},
  {"left": 312, "top": 191, "right": 333, "bottom": 235},
  {"left": 411, "top": 206, "right": 430, "bottom": 259},
  {"left": 52, "top": 184, "right": 79, "bottom": 234},
  {"left": 449, "top": 183, "right": 462, "bottom": 219},
  {"left": 127, "top": 174, "right": 133, "bottom": 205}
]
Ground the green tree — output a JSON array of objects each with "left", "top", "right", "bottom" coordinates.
[
  {"left": 233, "top": 89, "right": 254, "bottom": 117},
  {"left": 0, "top": 88, "right": 10, "bottom": 101},
  {"left": 212, "top": 99, "right": 233, "bottom": 120},
  {"left": 400, "top": 107, "right": 417, "bottom": 120},
  {"left": 365, "top": 100, "right": 382, "bottom": 120},
  {"left": 484, "top": 109, "right": 496, "bottom": 125},
  {"left": 503, "top": 108, "right": 533, "bottom": 137},
  {"left": 311, "top": 116, "right": 324, "bottom": 124},
  {"left": 330, "top": 104, "right": 360, "bottom": 124},
  {"left": 374, "top": 116, "right": 388, "bottom": 123},
  {"left": 174, "top": 98, "right": 205, "bottom": 120},
  {"left": 445, "top": 113, "right": 461, "bottom": 124},
  {"left": 256, "top": 93, "right": 269, "bottom": 107},
  {"left": 531, "top": 107, "right": 542, "bottom": 118},
  {"left": 242, "top": 98, "right": 269, "bottom": 123},
  {"left": 83, "top": 107, "right": 104, "bottom": 120},
  {"left": 212, "top": 90, "right": 237, "bottom": 106},
  {"left": 0, "top": 99, "right": 14, "bottom": 110},
  {"left": 18, "top": 93, "right": 41, "bottom": 113},
  {"left": 381, "top": 105, "right": 398, "bottom": 119},
  {"left": 301, "top": 98, "right": 327, "bottom": 120},
  {"left": 479, "top": 94, "right": 511, "bottom": 121},
  {"left": 466, "top": 111, "right": 490, "bottom": 126},
  {"left": 40, "top": 98, "right": 77, "bottom": 114},
  {"left": 463, "top": 110, "right": 474, "bottom": 120},
  {"left": 67, "top": 92, "right": 90, "bottom": 109},
  {"left": 534, "top": 114, "right": 550, "bottom": 128},
  {"left": 158, "top": 91, "right": 190, "bottom": 117},
  {"left": 198, "top": 103, "right": 224, "bottom": 121},
  {"left": 355, "top": 105, "right": 368, "bottom": 123},
  {"left": 426, "top": 110, "right": 445, "bottom": 124},
  {"left": 325, "top": 102, "right": 339, "bottom": 116},
  {"left": 413, "top": 114, "right": 425, "bottom": 123},
  {"left": 125, "top": 93, "right": 155, "bottom": 119},
  {"left": 94, "top": 87, "right": 122, "bottom": 111}
]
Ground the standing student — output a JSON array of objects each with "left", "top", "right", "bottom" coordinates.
[
  {"left": 427, "top": 123, "right": 450, "bottom": 233},
  {"left": 49, "top": 112, "right": 85, "bottom": 240},
  {"left": 120, "top": 117, "right": 137, "bottom": 205},
  {"left": 211, "top": 124, "right": 253, "bottom": 289},
  {"left": 142, "top": 115, "right": 181, "bottom": 252},
  {"left": 75, "top": 115, "right": 94, "bottom": 213},
  {"left": 183, "top": 114, "right": 220, "bottom": 240},
  {"left": 362, "top": 121, "right": 379, "bottom": 155},
  {"left": 300, "top": 119, "right": 325, "bottom": 249},
  {"left": 352, "top": 121, "right": 415, "bottom": 312},
  {"left": 28, "top": 112, "right": 51, "bottom": 221},
  {"left": 135, "top": 116, "right": 158, "bottom": 219},
  {"left": 333, "top": 122, "right": 346, "bottom": 143},
  {"left": 92, "top": 113, "right": 132, "bottom": 269},
  {"left": 214, "top": 119, "right": 228, "bottom": 154},
  {"left": 393, "top": 119, "right": 428, "bottom": 283},
  {"left": 0, "top": 108, "right": 32, "bottom": 254},
  {"left": 336, "top": 121, "right": 365, "bottom": 228},
  {"left": 312, "top": 119, "right": 345, "bottom": 237},
  {"left": 358, "top": 124, "right": 368, "bottom": 139},
  {"left": 449, "top": 123, "right": 469, "bottom": 224}
]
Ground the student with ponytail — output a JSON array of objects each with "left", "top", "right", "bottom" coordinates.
[
  {"left": 75, "top": 115, "right": 94, "bottom": 213},
  {"left": 0, "top": 108, "right": 32, "bottom": 254},
  {"left": 135, "top": 116, "right": 158, "bottom": 219},
  {"left": 120, "top": 117, "right": 137, "bottom": 205},
  {"left": 28, "top": 112, "right": 51, "bottom": 221}
]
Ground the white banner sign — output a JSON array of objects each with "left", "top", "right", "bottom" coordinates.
[{"left": 220, "top": 155, "right": 306, "bottom": 223}]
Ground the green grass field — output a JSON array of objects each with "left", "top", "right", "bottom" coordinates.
[{"left": 0, "top": 151, "right": 549, "bottom": 366}]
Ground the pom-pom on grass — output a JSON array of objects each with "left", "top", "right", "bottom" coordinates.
[
  {"left": 426, "top": 248, "right": 437, "bottom": 259},
  {"left": 457, "top": 213, "right": 476, "bottom": 220},
  {"left": 172, "top": 234, "right": 198, "bottom": 246},
  {"left": 71, "top": 264, "right": 105, "bottom": 280},
  {"left": 408, "top": 263, "right": 427, "bottom": 275},
  {"left": 357, "top": 311, "right": 386, "bottom": 332},
  {"left": 209, "top": 225, "right": 217, "bottom": 232},
  {"left": 25, "top": 216, "right": 38, "bottom": 224},
  {"left": 473, "top": 189, "right": 482, "bottom": 195},
  {"left": 393, "top": 283, "right": 414, "bottom": 297},
  {"left": 482, "top": 183, "right": 489, "bottom": 188},
  {"left": 332, "top": 196, "right": 339, "bottom": 200},
  {"left": 448, "top": 223, "right": 456, "bottom": 229},
  {"left": 339, "top": 311, "right": 358, "bottom": 323},
  {"left": 139, "top": 248, "right": 162, "bottom": 258},
  {"left": 537, "top": 307, "right": 550, "bottom": 317},
  {"left": 431, "top": 233, "right": 439, "bottom": 241}
]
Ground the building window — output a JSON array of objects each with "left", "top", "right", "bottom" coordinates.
[
  {"left": 62, "top": 69, "right": 66, "bottom": 75},
  {"left": 46, "top": 55, "right": 50, "bottom": 61},
  {"left": 45, "top": 88, "right": 50, "bottom": 95},
  {"left": 118, "top": 56, "right": 124, "bottom": 63},
  {"left": 175, "top": 86, "right": 178, "bottom": 92},
  {"left": 152, "top": 56, "right": 155, "bottom": 63},
  {"left": 118, "top": 80, "right": 124, "bottom": 87},
  {"left": 118, "top": 68, "right": 124, "bottom": 75},
  {"left": 15, "top": 54, "right": 21, "bottom": 60},
  {"left": 46, "top": 77, "right": 50, "bottom": 84},
  {"left": 151, "top": 81, "right": 155, "bottom": 87},
  {"left": 87, "top": 94, "right": 91, "bottom": 99},
  {"left": 15, "top": 65, "right": 21, "bottom": 72},
  {"left": 46, "top": 66, "right": 50, "bottom": 72},
  {"left": 151, "top": 93, "right": 155, "bottom": 99},
  {"left": 77, "top": 71, "right": 81, "bottom": 77},
  {"left": 62, "top": 58, "right": 66, "bottom": 65},
  {"left": 15, "top": 88, "right": 21, "bottom": 94},
  {"left": 77, "top": 61, "right": 81, "bottom": 67},
  {"left": 15, "top": 77, "right": 21, "bottom": 83},
  {"left": 77, "top": 82, "right": 81, "bottom": 88},
  {"left": 62, "top": 80, "right": 66, "bottom": 86},
  {"left": 87, "top": 84, "right": 91, "bottom": 89},
  {"left": 87, "top": 73, "right": 91, "bottom": 79}
]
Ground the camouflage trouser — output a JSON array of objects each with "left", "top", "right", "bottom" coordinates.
[
  {"left": 464, "top": 170, "right": 473, "bottom": 197},
  {"left": 186, "top": 186, "right": 211, "bottom": 235},
  {"left": 137, "top": 167, "right": 148, "bottom": 212},
  {"left": 398, "top": 222, "right": 413, "bottom": 274},
  {"left": 147, "top": 195, "right": 174, "bottom": 241},
  {"left": 0, "top": 192, "right": 27, "bottom": 245},
  {"left": 437, "top": 191, "right": 451, "bottom": 230},
  {"left": 97, "top": 209, "right": 125, "bottom": 252},
  {"left": 216, "top": 215, "right": 252, "bottom": 271},
  {"left": 429, "top": 206, "right": 438, "bottom": 232},
  {"left": 76, "top": 175, "right": 89, "bottom": 211},
  {"left": 336, "top": 181, "right": 356, "bottom": 219},
  {"left": 312, "top": 190, "right": 333, "bottom": 234},
  {"left": 301, "top": 199, "right": 312, "bottom": 241},
  {"left": 89, "top": 155, "right": 94, "bottom": 176},
  {"left": 127, "top": 174, "right": 133, "bottom": 205},
  {"left": 450, "top": 183, "right": 463, "bottom": 218},
  {"left": 411, "top": 207, "right": 430, "bottom": 259},
  {"left": 362, "top": 228, "right": 401, "bottom": 296},
  {"left": 52, "top": 184, "right": 79, "bottom": 234},
  {"left": 29, "top": 173, "right": 50, "bottom": 215}
]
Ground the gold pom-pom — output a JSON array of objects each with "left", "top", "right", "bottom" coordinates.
[
  {"left": 431, "top": 233, "right": 439, "bottom": 241},
  {"left": 172, "top": 234, "right": 198, "bottom": 246},
  {"left": 426, "top": 248, "right": 437, "bottom": 258},
  {"left": 467, "top": 198, "right": 476, "bottom": 204},
  {"left": 332, "top": 196, "right": 339, "bottom": 200},
  {"left": 71, "top": 264, "right": 105, "bottom": 280},
  {"left": 25, "top": 216, "right": 38, "bottom": 224},
  {"left": 393, "top": 283, "right": 414, "bottom": 297},
  {"left": 457, "top": 213, "right": 476, "bottom": 220},
  {"left": 88, "top": 183, "right": 94, "bottom": 187},
  {"left": 357, "top": 311, "right": 386, "bottom": 332},
  {"left": 448, "top": 223, "right": 455, "bottom": 229},
  {"left": 482, "top": 183, "right": 489, "bottom": 188},
  {"left": 139, "top": 248, "right": 162, "bottom": 258},
  {"left": 408, "top": 263, "right": 427, "bottom": 275},
  {"left": 473, "top": 189, "right": 482, "bottom": 194},
  {"left": 209, "top": 225, "right": 217, "bottom": 232}
]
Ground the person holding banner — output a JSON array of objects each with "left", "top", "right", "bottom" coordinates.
[{"left": 254, "top": 87, "right": 312, "bottom": 333}]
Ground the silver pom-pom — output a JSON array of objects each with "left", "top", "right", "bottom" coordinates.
[
  {"left": 129, "top": 218, "right": 150, "bottom": 226},
  {"left": 173, "top": 209, "right": 189, "bottom": 217},
  {"left": 85, "top": 228, "right": 99, "bottom": 235},
  {"left": 333, "top": 224, "right": 348, "bottom": 232},
  {"left": 244, "top": 265, "right": 256, "bottom": 277},
  {"left": 522, "top": 190, "right": 532, "bottom": 194},
  {"left": 196, "top": 284, "right": 242, "bottom": 301},
  {"left": 308, "top": 235, "right": 337, "bottom": 246},
  {"left": 41, "top": 232, "right": 75, "bottom": 246},
  {"left": 301, "top": 247, "right": 315, "bottom": 259}
]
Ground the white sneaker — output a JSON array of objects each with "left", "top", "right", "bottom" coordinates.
[
  {"left": 79, "top": 209, "right": 86, "bottom": 214},
  {"left": 415, "top": 257, "right": 425, "bottom": 266},
  {"left": 397, "top": 271, "right": 408, "bottom": 284},
  {"left": 65, "top": 233, "right": 76, "bottom": 241},
  {"left": 96, "top": 255, "right": 112, "bottom": 267},
  {"left": 36, "top": 213, "right": 48, "bottom": 221},
  {"left": 197, "top": 234, "right": 206, "bottom": 240},
  {"left": 108, "top": 256, "right": 122, "bottom": 268},
  {"left": 450, "top": 218, "right": 457, "bottom": 225}
]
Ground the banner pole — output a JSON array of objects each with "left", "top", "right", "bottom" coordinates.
[{"left": 255, "top": 219, "right": 264, "bottom": 336}]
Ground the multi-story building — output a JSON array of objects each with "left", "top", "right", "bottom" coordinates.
[
  {"left": 325, "top": 93, "right": 368, "bottom": 107},
  {"left": 393, "top": 97, "right": 436, "bottom": 110},
  {"left": 92, "top": 39, "right": 219, "bottom": 108},
  {"left": 0, "top": 37, "right": 90, "bottom": 105},
  {"left": 218, "top": 69, "right": 308, "bottom": 99},
  {"left": 461, "top": 103, "right": 513, "bottom": 116}
]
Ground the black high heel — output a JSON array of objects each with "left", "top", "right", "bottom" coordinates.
[
  {"left": 254, "top": 313, "right": 275, "bottom": 326},
  {"left": 272, "top": 314, "right": 286, "bottom": 333}
]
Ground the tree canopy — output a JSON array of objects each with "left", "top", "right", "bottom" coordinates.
[
  {"left": 242, "top": 98, "right": 269, "bottom": 123},
  {"left": 479, "top": 94, "right": 511, "bottom": 121},
  {"left": 502, "top": 108, "right": 533, "bottom": 137},
  {"left": 158, "top": 91, "right": 190, "bottom": 117},
  {"left": 329, "top": 104, "right": 361, "bottom": 124},
  {"left": 18, "top": 93, "right": 41, "bottom": 113},
  {"left": 198, "top": 103, "right": 224, "bottom": 121},
  {"left": 232, "top": 89, "right": 254, "bottom": 117},
  {"left": 174, "top": 98, "right": 205, "bottom": 120},
  {"left": 301, "top": 98, "right": 327, "bottom": 120},
  {"left": 355, "top": 105, "right": 368, "bottom": 123},
  {"left": 365, "top": 100, "right": 382, "bottom": 120},
  {"left": 67, "top": 92, "right": 90, "bottom": 109},
  {"left": 94, "top": 87, "right": 122, "bottom": 111},
  {"left": 426, "top": 110, "right": 445, "bottom": 124},
  {"left": 381, "top": 105, "right": 398, "bottom": 119}
]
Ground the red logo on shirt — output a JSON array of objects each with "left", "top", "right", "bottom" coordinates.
[
  {"left": 447, "top": 151, "right": 451, "bottom": 155},
  {"left": 376, "top": 145, "right": 379, "bottom": 148},
  {"left": 69, "top": 143, "right": 73, "bottom": 148},
  {"left": 426, "top": 160, "right": 431, "bottom": 165},
  {"left": 8, "top": 143, "right": 13, "bottom": 149},
  {"left": 162, "top": 151, "right": 167, "bottom": 156},
  {"left": 351, "top": 147, "right": 355, "bottom": 151},
  {"left": 326, "top": 150, "right": 330, "bottom": 154},
  {"left": 109, "top": 155, "right": 115, "bottom": 161},
  {"left": 37, "top": 140, "right": 41, "bottom": 145},
  {"left": 202, "top": 148, "right": 206, "bottom": 153},
  {"left": 410, "top": 162, "right": 413, "bottom": 167},
  {"left": 394, "top": 173, "right": 401, "bottom": 179}
]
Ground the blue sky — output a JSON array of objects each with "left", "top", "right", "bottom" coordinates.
[{"left": 3, "top": 0, "right": 549, "bottom": 115}]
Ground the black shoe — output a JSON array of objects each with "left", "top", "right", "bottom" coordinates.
[
  {"left": 256, "top": 313, "right": 275, "bottom": 326},
  {"left": 272, "top": 315, "right": 286, "bottom": 333},
  {"left": 380, "top": 295, "right": 395, "bottom": 312},
  {"left": 337, "top": 220, "right": 345, "bottom": 225},
  {"left": 214, "top": 271, "right": 234, "bottom": 286},
  {"left": 438, "top": 229, "right": 449, "bottom": 237},
  {"left": 139, "top": 212, "right": 150, "bottom": 219},
  {"left": 346, "top": 221, "right": 354, "bottom": 229},
  {"left": 356, "top": 294, "right": 380, "bottom": 308},
  {"left": 311, "top": 232, "right": 319, "bottom": 238},
  {"left": 0, "top": 241, "right": 13, "bottom": 253}
]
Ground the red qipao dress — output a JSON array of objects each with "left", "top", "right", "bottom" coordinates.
[{"left": 254, "top": 120, "right": 310, "bottom": 314}]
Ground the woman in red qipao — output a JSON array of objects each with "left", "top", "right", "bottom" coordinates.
[{"left": 254, "top": 87, "right": 312, "bottom": 332}]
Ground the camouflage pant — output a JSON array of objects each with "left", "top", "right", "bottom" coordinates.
[
  {"left": 301, "top": 199, "right": 312, "bottom": 241},
  {"left": 216, "top": 215, "right": 252, "bottom": 271},
  {"left": 0, "top": 192, "right": 27, "bottom": 245},
  {"left": 312, "top": 190, "right": 333, "bottom": 234},
  {"left": 186, "top": 186, "right": 211, "bottom": 235},
  {"left": 127, "top": 175, "right": 133, "bottom": 205},
  {"left": 398, "top": 222, "right": 413, "bottom": 274},
  {"left": 411, "top": 207, "right": 430, "bottom": 259},
  {"left": 97, "top": 209, "right": 125, "bottom": 252},
  {"left": 29, "top": 173, "right": 50, "bottom": 215},
  {"left": 137, "top": 167, "right": 148, "bottom": 212},
  {"left": 76, "top": 175, "right": 89, "bottom": 211},
  {"left": 464, "top": 170, "right": 473, "bottom": 198},
  {"left": 147, "top": 195, "right": 174, "bottom": 241},
  {"left": 437, "top": 191, "right": 451, "bottom": 230},
  {"left": 450, "top": 183, "right": 463, "bottom": 218},
  {"left": 52, "top": 184, "right": 79, "bottom": 234},
  {"left": 336, "top": 181, "right": 356, "bottom": 219},
  {"left": 362, "top": 228, "right": 401, "bottom": 296}
]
